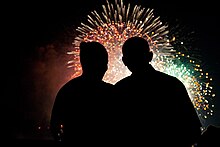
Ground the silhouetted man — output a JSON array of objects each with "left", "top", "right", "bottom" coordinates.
[
  {"left": 50, "top": 41, "right": 114, "bottom": 146},
  {"left": 114, "top": 36, "right": 202, "bottom": 146}
]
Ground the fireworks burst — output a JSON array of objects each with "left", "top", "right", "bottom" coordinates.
[{"left": 67, "top": 0, "right": 215, "bottom": 126}]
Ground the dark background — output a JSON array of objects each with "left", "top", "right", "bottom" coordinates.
[{"left": 4, "top": 0, "right": 220, "bottom": 141}]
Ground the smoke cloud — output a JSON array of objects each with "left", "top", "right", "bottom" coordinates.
[{"left": 18, "top": 36, "right": 76, "bottom": 139}]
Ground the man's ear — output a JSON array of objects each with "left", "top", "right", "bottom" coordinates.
[
  {"left": 122, "top": 55, "right": 130, "bottom": 67},
  {"left": 147, "top": 51, "right": 153, "bottom": 62},
  {"left": 122, "top": 55, "right": 126, "bottom": 65}
]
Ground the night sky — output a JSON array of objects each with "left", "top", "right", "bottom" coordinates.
[{"left": 4, "top": 0, "right": 220, "bottom": 141}]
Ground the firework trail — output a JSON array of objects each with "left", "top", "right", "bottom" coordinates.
[{"left": 67, "top": 0, "right": 215, "bottom": 127}]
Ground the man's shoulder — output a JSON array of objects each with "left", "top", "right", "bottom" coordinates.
[
  {"left": 57, "top": 77, "right": 83, "bottom": 94},
  {"left": 114, "top": 76, "right": 132, "bottom": 86},
  {"left": 155, "top": 70, "right": 182, "bottom": 83}
]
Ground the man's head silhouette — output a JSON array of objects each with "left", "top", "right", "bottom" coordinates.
[
  {"left": 122, "top": 36, "right": 153, "bottom": 72},
  {"left": 80, "top": 41, "right": 108, "bottom": 79}
]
